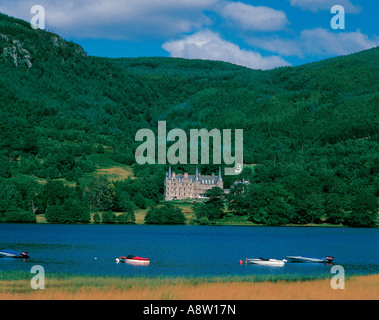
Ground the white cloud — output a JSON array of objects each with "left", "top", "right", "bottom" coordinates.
[
  {"left": 162, "top": 30, "right": 290, "bottom": 70},
  {"left": 246, "top": 28, "right": 379, "bottom": 58},
  {"left": 301, "top": 28, "right": 378, "bottom": 56},
  {"left": 288, "top": 0, "right": 361, "bottom": 13},
  {"left": 0, "top": 0, "right": 219, "bottom": 39},
  {"left": 246, "top": 37, "right": 304, "bottom": 57},
  {"left": 220, "top": 2, "right": 289, "bottom": 32}
]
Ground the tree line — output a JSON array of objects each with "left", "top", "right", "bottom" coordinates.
[
  {"left": 0, "top": 164, "right": 185, "bottom": 225},
  {"left": 194, "top": 163, "right": 378, "bottom": 227},
  {"left": 1, "top": 162, "right": 377, "bottom": 227}
]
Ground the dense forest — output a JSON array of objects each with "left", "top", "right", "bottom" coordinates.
[{"left": 0, "top": 13, "right": 378, "bottom": 227}]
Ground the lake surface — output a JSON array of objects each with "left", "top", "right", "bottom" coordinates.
[{"left": 0, "top": 224, "right": 378, "bottom": 278}]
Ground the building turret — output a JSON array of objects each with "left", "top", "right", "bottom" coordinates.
[
  {"left": 168, "top": 165, "right": 172, "bottom": 180},
  {"left": 217, "top": 167, "right": 223, "bottom": 188}
]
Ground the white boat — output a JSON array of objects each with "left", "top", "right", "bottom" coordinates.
[
  {"left": 116, "top": 255, "right": 150, "bottom": 265},
  {"left": 245, "top": 258, "right": 287, "bottom": 266},
  {"left": 285, "top": 256, "right": 333, "bottom": 263}
]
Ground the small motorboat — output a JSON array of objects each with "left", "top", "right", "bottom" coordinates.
[
  {"left": 286, "top": 256, "right": 333, "bottom": 263},
  {"left": 245, "top": 258, "right": 286, "bottom": 266},
  {"left": 0, "top": 249, "right": 29, "bottom": 259},
  {"left": 116, "top": 255, "right": 150, "bottom": 265}
]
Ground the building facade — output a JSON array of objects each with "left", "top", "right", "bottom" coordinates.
[{"left": 164, "top": 166, "right": 223, "bottom": 201}]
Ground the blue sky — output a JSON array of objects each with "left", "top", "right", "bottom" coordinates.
[{"left": 1, "top": 0, "right": 378, "bottom": 69}]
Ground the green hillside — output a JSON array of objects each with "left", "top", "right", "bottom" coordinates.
[{"left": 0, "top": 13, "right": 378, "bottom": 226}]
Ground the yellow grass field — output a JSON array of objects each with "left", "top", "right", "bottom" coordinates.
[{"left": 0, "top": 274, "right": 378, "bottom": 300}]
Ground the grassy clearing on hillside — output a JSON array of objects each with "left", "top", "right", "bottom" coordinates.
[
  {"left": 10, "top": 151, "right": 135, "bottom": 188},
  {"left": 96, "top": 166, "right": 134, "bottom": 181},
  {"left": 80, "top": 153, "right": 135, "bottom": 184}
]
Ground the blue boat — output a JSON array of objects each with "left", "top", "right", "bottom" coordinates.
[
  {"left": 286, "top": 256, "right": 333, "bottom": 263},
  {"left": 0, "top": 249, "right": 29, "bottom": 259}
]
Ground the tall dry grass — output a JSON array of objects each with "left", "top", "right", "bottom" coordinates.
[{"left": 0, "top": 274, "right": 378, "bottom": 300}]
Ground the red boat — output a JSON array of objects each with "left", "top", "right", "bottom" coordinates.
[{"left": 116, "top": 255, "right": 150, "bottom": 265}]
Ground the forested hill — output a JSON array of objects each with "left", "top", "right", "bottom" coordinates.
[{"left": 0, "top": 13, "right": 378, "bottom": 226}]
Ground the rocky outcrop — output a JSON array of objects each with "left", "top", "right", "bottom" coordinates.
[
  {"left": 1, "top": 36, "right": 32, "bottom": 68},
  {"left": 0, "top": 31, "right": 86, "bottom": 69}
]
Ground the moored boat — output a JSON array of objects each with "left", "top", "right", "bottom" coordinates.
[
  {"left": 0, "top": 249, "right": 29, "bottom": 259},
  {"left": 116, "top": 255, "right": 150, "bottom": 265},
  {"left": 245, "top": 258, "right": 286, "bottom": 266},
  {"left": 285, "top": 256, "right": 333, "bottom": 263}
]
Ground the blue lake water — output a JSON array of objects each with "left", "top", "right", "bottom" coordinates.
[{"left": 0, "top": 224, "right": 378, "bottom": 278}]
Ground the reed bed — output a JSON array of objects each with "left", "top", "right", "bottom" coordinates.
[{"left": 0, "top": 272, "right": 378, "bottom": 300}]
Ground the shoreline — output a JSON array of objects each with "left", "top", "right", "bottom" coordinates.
[
  {"left": 5, "top": 222, "right": 367, "bottom": 229},
  {"left": 0, "top": 272, "right": 378, "bottom": 300},
  {"left": 33, "top": 210, "right": 379, "bottom": 228},
  {"left": 14, "top": 216, "right": 359, "bottom": 228}
]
